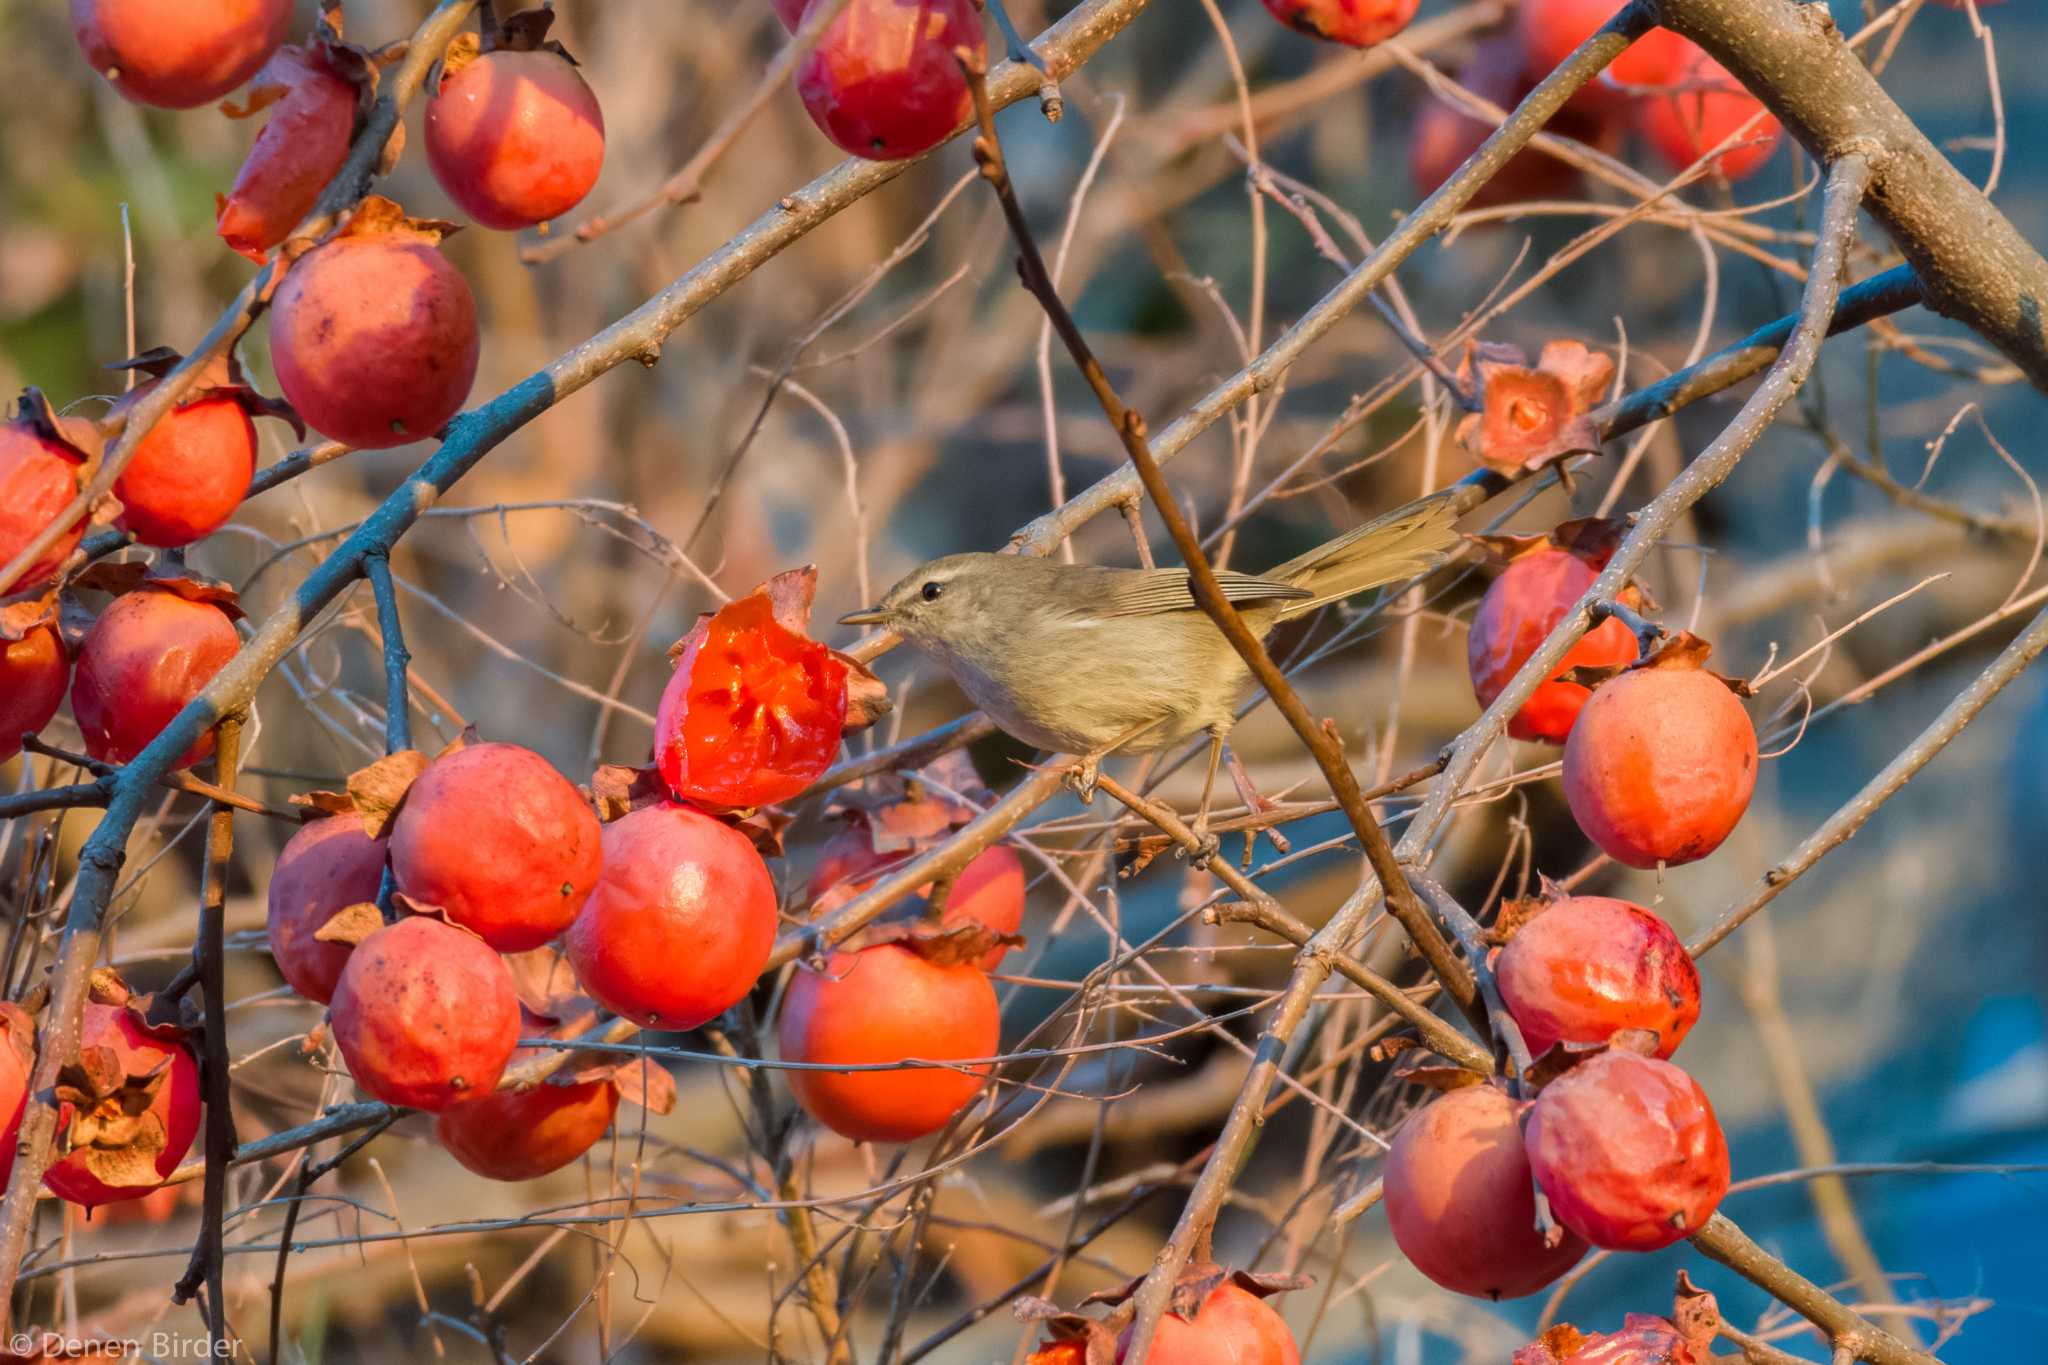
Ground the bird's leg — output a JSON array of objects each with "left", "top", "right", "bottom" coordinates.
[
  {"left": 1183, "top": 726, "right": 1228, "bottom": 867},
  {"left": 1066, "top": 719, "right": 1161, "bottom": 804}
]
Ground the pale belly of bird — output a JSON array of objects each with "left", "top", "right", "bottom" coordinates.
[{"left": 938, "top": 612, "right": 1252, "bottom": 757}]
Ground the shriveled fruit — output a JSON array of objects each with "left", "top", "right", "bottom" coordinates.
[
  {"left": 809, "top": 825, "right": 1026, "bottom": 971},
  {"left": 266, "top": 816, "right": 388, "bottom": 1004},
  {"left": 1385, "top": 1084, "right": 1588, "bottom": 1299},
  {"left": 107, "top": 380, "right": 257, "bottom": 548},
  {"left": 1468, "top": 549, "right": 1638, "bottom": 742},
  {"left": 426, "top": 36, "right": 605, "bottom": 230},
  {"left": 1516, "top": 0, "right": 1693, "bottom": 95},
  {"left": 71, "top": 587, "right": 240, "bottom": 769},
  {"left": 656, "top": 594, "right": 849, "bottom": 809},
  {"left": 0, "top": 395, "right": 90, "bottom": 593},
  {"left": 1561, "top": 637, "right": 1756, "bottom": 868},
  {"left": 436, "top": 1076, "right": 619, "bottom": 1181},
  {"left": 0, "top": 621, "right": 69, "bottom": 763},
  {"left": 1116, "top": 1280, "right": 1300, "bottom": 1364},
  {"left": 1409, "top": 38, "right": 1619, "bottom": 206},
  {"left": 795, "top": 0, "right": 983, "bottom": 161},
  {"left": 1634, "top": 50, "right": 1782, "bottom": 182},
  {"left": 217, "top": 45, "right": 359, "bottom": 261},
  {"left": 1515, "top": 1313, "right": 1702, "bottom": 1365},
  {"left": 268, "top": 198, "right": 479, "bottom": 449},
  {"left": 779, "top": 943, "right": 998, "bottom": 1143},
  {"left": 1525, "top": 1050, "right": 1728, "bottom": 1251},
  {"left": 329, "top": 915, "right": 521, "bottom": 1111},
  {"left": 44, "top": 980, "right": 201, "bottom": 1207},
  {"left": 1260, "top": 0, "right": 1418, "bottom": 47},
  {"left": 565, "top": 801, "right": 778, "bottom": 1029},
  {"left": 390, "top": 742, "right": 602, "bottom": 952},
  {"left": 71, "top": 0, "right": 292, "bottom": 108},
  {"left": 1497, "top": 896, "right": 1699, "bottom": 1059}
]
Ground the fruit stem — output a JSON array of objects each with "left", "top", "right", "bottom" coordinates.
[{"left": 1588, "top": 596, "right": 1665, "bottom": 655}]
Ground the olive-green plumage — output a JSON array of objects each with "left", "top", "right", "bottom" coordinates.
[{"left": 840, "top": 490, "right": 1462, "bottom": 759}]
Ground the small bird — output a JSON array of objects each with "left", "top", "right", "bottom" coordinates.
[{"left": 839, "top": 489, "right": 1464, "bottom": 838}]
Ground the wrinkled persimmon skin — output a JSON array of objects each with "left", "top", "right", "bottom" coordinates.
[
  {"left": 0, "top": 624, "right": 69, "bottom": 764},
  {"left": 44, "top": 1004, "right": 202, "bottom": 1207},
  {"left": 266, "top": 816, "right": 388, "bottom": 1005},
  {"left": 1562, "top": 663, "right": 1756, "bottom": 868},
  {"left": 565, "top": 802, "right": 778, "bottom": 1030},
  {"left": 1385, "top": 1085, "right": 1588, "bottom": 1299},
  {"left": 426, "top": 49, "right": 606, "bottom": 230},
  {"left": 71, "top": 0, "right": 291, "bottom": 108},
  {"left": 390, "top": 742, "right": 602, "bottom": 952},
  {"left": 435, "top": 1077, "right": 619, "bottom": 1181},
  {"left": 329, "top": 915, "right": 522, "bottom": 1112},
  {"left": 217, "top": 47, "right": 358, "bottom": 261},
  {"left": 1634, "top": 50, "right": 1783, "bottom": 182},
  {"left": 0, "top": 420, "right": 86, "bottom": 592},
  {"left": 657, "top": 595, "right": 849, "bottom": 809},
  {"left": 108, "top": 381, "right": 257, "bottom": 548},
  {"left": 1498, "top": 897, "right": 1700, "bottom": 1059},
  {"left": 1516, "top": 0, "right": 1693, "bottom": 95},
  {"left": 779, "top": 944, "right": 999, "bottom": 1143},
  {"left": 1261, "top": 0, "right": 1418, "bottom": 48},
  {"left": 1410, "top": 39, "right": 1619, "bottom": 206},
  {"left": 1469, "top": 551, "right": 1639, "bottom": 742},
  {"left": 71, "top": 590, "right": 240, "bottom": 769},
  {"left": 269, "top": 231, "right": 480, "bottom": 450},
  {"left": 809, "top": 833, "right": 1026, "bottom": 971},
  {"left": 1525, "top": 1050, "right": 1729, "bottom": 1251},
  {"left": 1116, "top": 1282, "right": 1300, "bottom": 1365},
  {"left": 795, "top": 0, "right": 983, "bottom": 161}
]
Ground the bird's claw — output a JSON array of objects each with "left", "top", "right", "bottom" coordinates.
[{"left": 1067, "top": 755, "right": 1101, "bottom": 803}]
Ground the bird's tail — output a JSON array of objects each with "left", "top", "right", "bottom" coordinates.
[{"left": 1266, "top": 488, "right": 1463, "bottom": 619}]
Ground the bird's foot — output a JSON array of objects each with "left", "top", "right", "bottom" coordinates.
[
  {"left": 1067, "top": 754, "right": 1102, "bottom": 803},
  {"left": 1180, "top": 812, "right": 1222, "bottom": 869}
]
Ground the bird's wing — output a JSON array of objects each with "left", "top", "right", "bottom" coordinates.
[{"left": 1092, "top": 568, "right": 1312, "bottom": 619}]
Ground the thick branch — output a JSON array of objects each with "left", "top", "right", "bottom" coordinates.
[
  {"left": 1654, "top": 0, "right": 2048, "bottom": 389},
  {"left": 1690, "top": 1214, "right": 1941, "bottom": 1365}
]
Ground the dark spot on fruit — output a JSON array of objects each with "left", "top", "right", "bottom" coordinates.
[{"left": 559, "top": 882, "right": 574, "bottom": 897}]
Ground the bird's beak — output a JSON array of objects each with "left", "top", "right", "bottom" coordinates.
[{"left": 838, "top": 606, "right": 891, "bottom": 627}]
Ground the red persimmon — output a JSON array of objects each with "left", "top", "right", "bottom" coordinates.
[
  {"left": 1409, "top": 39, "right": 1620, "bottom": 207},
  {"left": 1116, "top": 1280, "right": 1300, "bottom": 1364},
  {"left": 1467, "top": 548, "right": 1639, "bottom": 742},
  {"left": 0, "top": 620, "right": 69, "bottom": 764},
  {"left": 0, "top": 396, "right": 89, "bottom": 593},
  {"left": 1385, "top": 1084, "right": 1588, "bottom": 1299},
  {"left": 71, "top": 0, "right": 291, "bottom": 109},
  {"left": 426, "top": 38, "right": 605, "bottom": 230},
  {"left": 268, "top": 198, "right": 480, "bottom": 450},
  {"left": 795, "top": 0, "right": 983, "bottom": 161},
  {"left": 1260, "top": 0, "right": 1419, "bottom": 47},
  {"left": 71, "top": 587, "right": 240, "bottom": 769},
  {"left": 43, "top": 980, "right": 202, "bottom": 1208},
  {"left": 107, "top": 380, "right": 257, "bottom": 549},
  {"left": 266, "top": 815, "right": 388, "bottom": 1005},
  {"left": 1497, "top": 896, "right": 1700, "bottom": 1059},
  {"left": 1516, "top": 0, "right": 1694, "bottom": 95},
  {"left": 0, "top": 1007, "right": 30, "bottom": 1190},
  {"left": 656, "top": 594, "right": 849, "bottom": 809},
  {"left": 436, "top": 1076, "right": 620, "bottom": 1181},
  {"left": 1634, "top": 49, "right": 1783, "bottom": 182},
  {"left": 809, "top": 822, "right": 1026, "bottom": 971},
  {"left": 329, "top": 915, "right": 522, "bottom": 1112},
  {"left": 1561, "top": 638, "right": 1756, "bottom": 868},
  {"left": 217, "top": 45, "right": 359, "bottom": 261},
  {"left": 389, "top": 742, "right": 603, "bottom": 953},
  {"left": 565, "top": 802, "right": 778, "bottom": 1030},
  {"left": 779, "top": 944, "right": 999, "bottom": 1143},
  {"left": 1525, "top": 1050, "right": 1729, "bottom": 1251}
]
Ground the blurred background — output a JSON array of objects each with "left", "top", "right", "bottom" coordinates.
[{"left": 2, "top": 0, "right": 2045, "bottom": 1359}]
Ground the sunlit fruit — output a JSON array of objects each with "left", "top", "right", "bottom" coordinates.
[
  {"left": 71, "top": 0, "right": 292, "bottom": 109},
  {"left": 1516, "top": 0, "right": 1694, "bottom": 96},
  {"left": 1467, "top": 548, "right": 1639, "bottom": 742},
  {"left": 779, "top": 943, "right": 998, "bottom": 1143},
  {"left": 1117, "top": 1278, "right": 1300, "bottom": 1364},
  {"left": 107, "top": 379, "right": 258, "bottom": 548},
  {"left": 0, "top": 395, "right": 90, "bottom": 593},
  {"left": 0, "top": 621, "right": 69, "bottom": 764},
  {"left": 43, "top": 976, "right": 202, "bottom": 1208},
  {"left": 426, "top": 34, "right": 605, "bottom": 230},
  {"left": 328, "top": 915, "right": 521, "bottom": 1112},
  {"left": 71, "top": 587, "right": 240, "bottom": 769},
  {"left": 1634, "top": 49, "right": 1783, "bottom": 182},
  {"left": 795, "top": 0, "right": 983, "bottom": 161},
  {"left": 565, "top": 801, "right": 778, "bottom": 1030},
  {"left": 1260, "top": 0, "right": 1419, "bottom": 47},
  {"left": 1497, "top": 896, "right": 1700, "bottom": 1059},
  {"left": 1385, "top": 1084, "right": 1588, "bottom": 1299},
  {"left": 216, "top": 44, "right": 359, "bottom": 260},
  {"left": 435, "top": 1075, "right": 619, "bottom": 1181},
  {"left": 1525, "top": 1049, "right": 1728, "bottom": 1251}
]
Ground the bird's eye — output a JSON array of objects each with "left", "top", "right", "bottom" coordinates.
[{"left": 920, "top": 580, "right": 944, "bottom": 602}]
